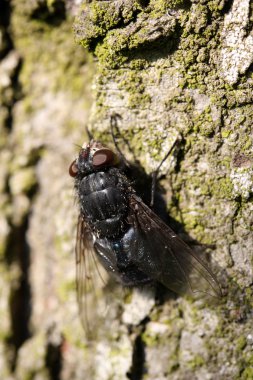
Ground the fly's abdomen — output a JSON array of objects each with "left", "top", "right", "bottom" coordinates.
[{"left": 79, "top": 169, "right": 128, "bottom": 237}]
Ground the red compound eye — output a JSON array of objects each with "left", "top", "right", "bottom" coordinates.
[
  {"left": 92, "top": 148, "right": 117, "bottom": 167},
  {"left": 69, "top": 160, "right": 78, "bottom": 177}
]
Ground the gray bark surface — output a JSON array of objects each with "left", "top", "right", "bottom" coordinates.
[{"left": 0, "top": 0, "right": 253, "bottom": 379}]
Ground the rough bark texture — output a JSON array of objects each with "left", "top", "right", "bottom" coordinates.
[{"left": 1, "top": 0, "right": 253, "bottom": 379}]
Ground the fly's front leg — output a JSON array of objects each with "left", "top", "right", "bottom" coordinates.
[
  {"left": 150, "top": 137, "right": 181, "bottom": 209},
  {"left": 85, "top": 125, "right": 93, "bottom": 141},
  {"left": 110, "top": 113, "right": 130, "bottom": 168}
]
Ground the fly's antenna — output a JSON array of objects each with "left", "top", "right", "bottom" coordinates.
[{"left": 73, "top": 143, "right": 83, "bottom": 150}]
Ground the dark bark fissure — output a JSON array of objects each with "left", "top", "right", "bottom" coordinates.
[
  {"left": 139, "top": 0, "right": 150, "bottom": 7},
  {"left": 127, "top": 334, "right": 146, "bottom": 380},
  {"left": 86, "top": 4, "right": 150, "bottom": 53},
  {"left": 0, "top": 0, "right": 12, "bottom": 58},
  {"left": 45, "top": 343, "right": 63, "bottom": 380},
  {"left": 128, "top": 33, "right": 181, "bottom": 65},
  {"left": 0, "top": 0, "right": 31, "bottom": 371},
  {"left": 244, "top": 61, "right": 253, "bottom": 81},
  {"left": 4, "top": 161, "right": 42, "bottom": 372},
  {"left": 112, "top": 17, "right": 183, "bottom": 67},
  {"left": 5, "top": 163, "right": 38, "bottom": 372},
  {"left": 30, "top": 0, "right": 66, "bottom": 25},
  {"left": 45, "top": 329, "right": 64, "bottom": 380},
  {"left": 5, "top": 58, "right": 22, "bottom": 132},
  {"left": 4, "top": 161, "right": 43, "bottom": 370},
  {"left": 1, "top": 1, "right": 66, "bottom": 376},
  {"left": 220, "top": 0, "right": 234, "bottom": 16},
  {"left": 0, "top": 0, "right": 22, "bottom": 132},
  {"left": 5, "top": 215, "right": 32, "bottom": 372}
]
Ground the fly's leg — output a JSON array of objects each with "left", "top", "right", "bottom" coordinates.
[
  {"left": 111, "top": 113, "right": 181, "bottom": 208},
  {"left": 110, "top": 113, "right": 130, "bottom": 167},
  {"left": 150, "top": 138, "right": 180, "bottom": 208},
  {"left": 85, "top": 125, "right": 93, "bottom": 141},
  {"left": 111, "top": 113, "right": 142, "bottom": 168}
]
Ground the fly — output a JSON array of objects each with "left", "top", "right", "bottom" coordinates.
[{"left": 69, "top": 117, "right": 222, "bottom": 331}]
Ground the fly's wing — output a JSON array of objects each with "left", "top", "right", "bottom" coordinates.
[
  {"left": 76, "top": 215, "right": 111, "bottom": 338},
  {"left": 128, "top": 195, "right": 222, "bottom": 298}
]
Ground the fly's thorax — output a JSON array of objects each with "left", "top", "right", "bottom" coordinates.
[
  {"left": 79, "top": 169, "right": 119, "bottom": 196},
  {"left": 77, "top": 168, "right": 130, "bottom": 238}
]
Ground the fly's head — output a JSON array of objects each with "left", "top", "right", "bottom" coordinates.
[{"left": 69, "top": 140, "right": 119, "bottom": 178}]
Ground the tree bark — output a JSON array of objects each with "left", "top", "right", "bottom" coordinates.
[{"left": 1, "top": 0, "right": 253, "bottom": 379}]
